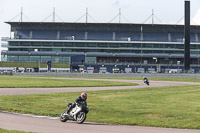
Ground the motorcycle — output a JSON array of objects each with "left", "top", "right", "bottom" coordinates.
[
  {"left": 60, "top": 101, "right": 89, "bottom": 124},
  {"left": 144, "top": 78, "right": 150, "bottom": 86}
]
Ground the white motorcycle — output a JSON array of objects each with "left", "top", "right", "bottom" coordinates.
[
  {"left": 60, "top": 101, "right": 89, "bottom": 124},
  {"left": 144, "top": 78, "right": 150, "bottom": 86}
]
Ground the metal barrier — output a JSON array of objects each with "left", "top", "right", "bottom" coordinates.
[{"left": 0, "top": 71, "right": 13, "bottom": 76}]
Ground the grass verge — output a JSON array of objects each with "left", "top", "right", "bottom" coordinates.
[
  {"left": 0, "top": 62, "right": 70, "bottom": 68},
  {"left": 66, "top": 77, "right": 200, "bottom": 82},
  {"left": 0, "top": 128, "right": 34, "bottom": 133},
  {"left": 0, "top": 77, "right": 137, "bottom": 88},
  {"left": 0, "top": 85, "right": 200, "bottom": 129},
  {"left": 13, "top": 76, "right": 200, "bottom": 83}
]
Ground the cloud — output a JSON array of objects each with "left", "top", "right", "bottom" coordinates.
[
  {"left": 192, "top": 8, "right": 200, "bottom": 25},
  {"left": 112, "top": 0, "right": 120, "bottom": 7},
  {"left": 173, "top": 8, "right": 200, "bottom": 25}
]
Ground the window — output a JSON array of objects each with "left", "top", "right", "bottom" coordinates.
[
  {"left": 30, "top": 56, "right": 40, "bottom": 62},
  {"left": 97, "top": 43, "right": 107, "bottom": 47},
  {"left": 9, "top": 42, "right": 20, "bottom": 46},
  {"left": 19, "top": 56, "right": 29, "bottom": 61},
  {"left": 109, "top": 43, "right": 119, "bottom": 48},
  {"left": 20, "top": 42, "right": 31, "bottom": 46},
  {"left": 75, "top": 43, "right": 85, "bottom": 47},
  {"left": 53, "top": 42, "right": 63, "bottom": 47},
  {"left": 41, "top": 56, "right": 51, "bottom": 63},
  {"left": 64, "top": 43, "right": 74, "bottom": 47},
  {"left": 42, "top": 42, "right": 52, "bottom": 47},
  {"left": 32, "top": 42, "right": 41, "bottom": 46},
  {"left": 86, "top": 43, "right": 97, "bottom": 47}
]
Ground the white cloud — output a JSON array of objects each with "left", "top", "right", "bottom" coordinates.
[
  {"left": 192, "top": 8, "right": 200, "bottom": 25},
  {"left": 112, "top": 0, "right": 120, "bottom": 7},
  {"left": 172, "top": 8, "right": 200, "bottom": 25}
]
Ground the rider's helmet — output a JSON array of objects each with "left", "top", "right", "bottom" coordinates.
[
  {"left": 143, "top": 76, "right": 146, "bottom": 79},
  {"left": 81, "top": 92, "right": 87, "bottom": 100}
]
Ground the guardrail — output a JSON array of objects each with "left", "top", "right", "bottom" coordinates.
[{"left": 0, "top": 71, "right": 13, "bottom": 75}]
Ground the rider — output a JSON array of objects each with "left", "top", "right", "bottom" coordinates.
[
  {"left": 67, "top": 92, "right": 87, "bottom": 114},
  {"left": 143, "top": 76, "right": 148, "bottom": 83}
]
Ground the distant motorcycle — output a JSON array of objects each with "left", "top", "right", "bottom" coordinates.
[
  {"left": 60, "top": 101, "right": 89, "bottom": 124},
  {"left": 144, "top": 78, "right": 150, "bottom": 86}
]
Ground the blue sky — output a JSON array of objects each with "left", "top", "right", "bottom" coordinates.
[{"left": 0, "top": 0, "right": 200, "bottom": 38}]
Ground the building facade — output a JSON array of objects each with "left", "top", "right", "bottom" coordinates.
[{"left": 2, "top": 22, "right": 200, "bottom": 73}]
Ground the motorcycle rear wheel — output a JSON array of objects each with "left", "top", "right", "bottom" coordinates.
[
  {"left": 76, "top": 112, "right": 86, "bottom": 124},
  {"left": 60, "top": 111, "right": 68, "bottom": 122}
]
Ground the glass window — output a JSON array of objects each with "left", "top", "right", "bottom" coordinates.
[
  {"left": 53, "top": 42, "right": 63, "bottom": 47},
  {"left": 159, "top": 44, "right": 164, "bottom": 48},
  {"left": 120, "top": 50, "right": 130, "bottom": 53},
  {"left": 1, "top": 55, "right": 7, "bottom": 61},
  {"left": 52, "top": 49, "right": 61, "bottom": 52},
  {"left": 197, "top": 45, "right": 200, "bottom": 49},
  {"left": 152, "top": 50, "right": 163, "bottom": 53},
  {"left": 120, "top": 44, "right": 129, "bottom": 48},
  {"left": 74, "top": 49, "right": 85, "bottom": 52},
  {"left": 143, "top": 50, "right": 152, "bottom": 53},
  {"left": 75, "top": 43, "right": 85, "bottom": 47},
  {"left": 40, "top": 48, "right": 52, "bottom": 51},
  {"left": 42, "top": 42, "right": 52, "bottom": 47},
  {"left": 62, "top": 49, "right": 73, "bottom": 52},
  {"left": 63, "top": 56, "right": 70, "bottom": 63},
  {"left": 41, "top": 56, "right": 51, "bottom": 63},
  {"left": 109, "top": 44, "right": 119, "bottom": 48},
  {"left": 104, "top": 50, "right": 112, "bottom": 53},
  {"left": 153, "top": 44, "right": 160, "bottom": 48},
  {"left": 20, "top": 48, "right": 29, "bottom": 51},
  {"left": 19, "top": 56, "right": 29, "bottom": 62},
  {"left": 176, "top": 45, "right": 184, "bottom": 49},
  {"left": 64, "top": 43, "right": 74, "bottom": 47},
  {"left": 86, "top": 43, "right": 97, "bottom": 47},
  {"left": 9, "top": 42, "right": 20, "bottom": 46},
  {"left": 132, "top": 44, "right": 141, "bottom": 48},
  {"left": 8, "top": 56, "right": 19, "bottom": 62},
  {"left": 32, "top": 42, "right": 41, "bottom": 46},
  {"left": 143, "top": 44, "right": 153, "bottom": 48},
  {"left": 85, "top": 57, "right": 96, "bottom": 63},
  {"left": 97, "top": 43, "right": 107, "bottom": 47},
  {"left": 191, "top": 45, "right": 197, "bottom": 49},
  {"left": 9, "top": 48, "right": 20, "bottom": 51},
  {"left": 52, "top": 56, "right": 63, "bottom": 63},
  {"left": 174, "top": 51, "right": 183, "bottom": 54},
  {"left": 111, "top": 50, "right": 120, "bottom": 53},
  {"left": 165, "top": 44, "right": 175, "bottom": 48},
  {"left": 20, "top": 42, "right": 31, "bottom": 46},
  {"left": 30, "top": 56, "right": 40, "bottom": 62},
  {"left": 131, "top": 50, "right": 141, "bottom": 53},
  {"left": 165, "top": 51, "right": 174, "bottom": 54},
  {"left": 85, "top": 49, "right": 97, "bottom": 52}
]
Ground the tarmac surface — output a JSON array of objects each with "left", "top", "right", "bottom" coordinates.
[{"left": 1, "top": 77, "right": 200, "bottom": 133}]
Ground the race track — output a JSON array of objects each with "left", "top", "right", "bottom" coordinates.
[{"left": 0, "top": 78, "right": 200, "bottom": 133}]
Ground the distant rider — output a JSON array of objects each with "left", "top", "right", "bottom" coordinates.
[
  {"left": 143, "top": 76, "right": 149, "bottom": 85},
  {"left": 67, "top": 92, "right": 87, "bottom": 114},
  {"left": 143, "top": 76, "right": 148, "bottom": 81}
]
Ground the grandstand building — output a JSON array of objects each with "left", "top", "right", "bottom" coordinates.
[{"left": 2, "top": 22, "right": 200, "bottom": 73}]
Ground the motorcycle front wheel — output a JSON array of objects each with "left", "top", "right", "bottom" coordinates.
[
  {"left": 76, "top": 112, "right": 86, "bottom": 124},
  {"left": 60, "top": 111, "right": 68, "bottom": 122}
]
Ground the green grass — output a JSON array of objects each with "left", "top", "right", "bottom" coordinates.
[
  {"left": 68, "top": 77, "right": 200, "bottom": 82},
  {"left": 0, "top": 128, "right": 34, "bottom": 133},
  {"left": 0, "top": 62, "right": 70, "bottom": 68},
  {"left": 8, "top": 76, "right": 200, "bottom": 83},
  {"left": 1, "top": 85, "right": 200, "bottom": 129},
  {"left": 0, "top": 77, "right": 137, "bottom": 88}
]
